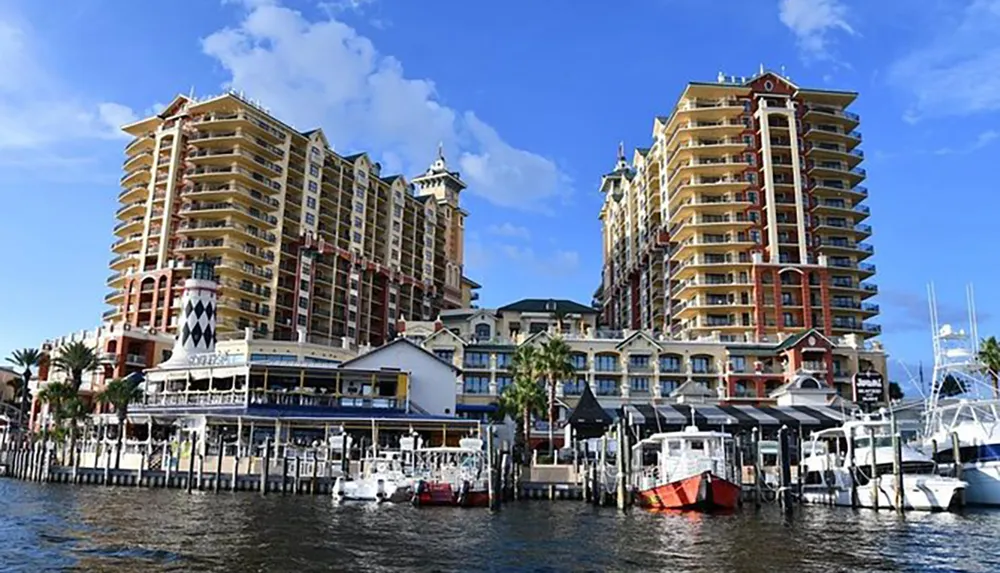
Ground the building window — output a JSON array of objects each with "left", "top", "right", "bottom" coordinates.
[
  {"left": 355, "top": 202, "right": 364, "bottom": 213},
  {"left": 595, "top": 355, "right": 619, "bottom": 372},
  {"left": 464, "top": 351, "right": 490, "bottom": 368},
  {"left": 309, "top": 164, "right": 320, "bottom": 177},
  {"left": 393, "top": 205, "right": 403, "bottom": 217},
  {"left": 628, "top": 354, "right": 650, "bottom": 369},
  {"left": 306, "top": 196, "right": 317, "bottom": 209},
  {"left": 570, "top": 353, "right": 587, "bottom": 370},
  {"left": 596, "top": 378, "right": 619, "bottom": 396},
  {"left": 310, "top": 146, "right": 320, "bottom": 157},
  {"left": 474, "top": 323, "right": 492, "bottom": 340},
  {"left": 496, "top": 353, "right": 512, "bottom": 368},
  {"left": 659, "top": 355, "right": 681, "bottom": 373},
  {"left": 496, "top": 376, "right": 512, "bottom": 393},
  {"left": 691, "top": 356, "right": 711, "bottom": 374},
  {"left": 528, "top": 322, "right": 547, "bottom": 334},
  {"left": 354, "top": 216, "right": 363, "bottom": 227},
  {"left": 308, "top": 181, "right": 318, "bottom": 192},
  {"left": 563, "top": 379, "right": 586, "bottom": 395},
  {"left": 305, "top": 213, "right": 315, "bottom": 225},
  {"left": 463, "top": 376, "right": 490, "bottom": 394},
  {"left": 630, "top": 377, "right": 649, "bottom": 393},
  {"left": 352, "top": 232, "right": 362, "bottom": 243},
  {"left": 659, "top": 380, "right": 678, "bottom": 396},
  {"left": 433, "top": 349, "right": 454, "bottom": 363}
]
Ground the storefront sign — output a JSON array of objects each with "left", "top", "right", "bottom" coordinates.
[{"left": 853, "top": 371, "right": 885, "bottom": 409}]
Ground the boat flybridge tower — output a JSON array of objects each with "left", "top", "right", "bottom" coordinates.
[{"left": 925, "top": 283, "right": 999, "bottom": 431}]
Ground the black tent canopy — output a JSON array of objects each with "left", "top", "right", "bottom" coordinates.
[{"left": 566, "top": 383, "right": 614, "bottom": 439}]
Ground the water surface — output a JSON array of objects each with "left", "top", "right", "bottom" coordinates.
[{"left": 1, "top": 480, "right": 997, "bottom": 572}]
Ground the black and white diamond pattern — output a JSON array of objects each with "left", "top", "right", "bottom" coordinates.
[{"left": 180, "top": 292, "right": 216, "bottom": 352}]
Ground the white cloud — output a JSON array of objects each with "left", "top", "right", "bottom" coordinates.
[
  {"left": 0, "top": 14, "right": 135, "bottom": 150},
  {"left": 889, "top": 0, "right": 1000, "bottom": 121},
  {"left": 203, "top": 0, "right": 570, "bottom": 211},
  {"left": 487, "top": 222, "right": 531, "bottom": 240},
  {"left": 778, "top": 0, "right": 855, "bottom": 62},
  {"left": 933, "top": 130, "right": 1000, "bottom": 155}
]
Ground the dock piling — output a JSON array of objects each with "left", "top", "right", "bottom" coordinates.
[
  {"left": 951, "top": 432, "right": 965, "bottom": 507},
  {"left": 867, "top": 426, "right": 879, "bottom": 510},
  {"left": 214, "top": 437, "right": 223, "bottom": 494},
  {"left": 260, "top": 439, "right": 271, "bottom": 495},
  {"left": 186, "top": 434, "right": 196, "bottom": 494}
]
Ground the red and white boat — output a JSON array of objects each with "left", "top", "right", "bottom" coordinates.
[
  {"left": 411, "top": 438, "right": 489, "bottom": 508},
  {"left": 632, "top": 426, "right": 741, "bottom": 511}
]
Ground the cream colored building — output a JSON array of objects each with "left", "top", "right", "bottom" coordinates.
[
  {"left": 400, "top": 299, "right": 887, "bottom": 421},
  {"left": 106, "top": 92, "right": 477, "bottom": 348},
  {"left": 599, "top": 70, "right": 877, "bottom": 344}
]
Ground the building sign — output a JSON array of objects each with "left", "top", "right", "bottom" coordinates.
[{"left": 853, "top": 371, "right": 885, "bottom": 409}]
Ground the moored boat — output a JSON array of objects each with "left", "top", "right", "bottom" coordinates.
[
  {"left": 411, "top": 437, "right": 489, "bottom": 507},
  {"left": 631, "top": 426, "right": 741, "bottom": 511},
  {"left": 332, "top": 450, "right": 412, "bottom": 504},
  {"left": 801, "top": 419, "right": 965, "bottom": 511}
]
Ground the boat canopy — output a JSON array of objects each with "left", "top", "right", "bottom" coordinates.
[{"left": 624, "top": 403, "right": 852, "bottom": 433}]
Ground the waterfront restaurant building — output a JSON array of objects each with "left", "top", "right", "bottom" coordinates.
[{"left": 118, "top": 260, "right": 477, "bottom": 462}]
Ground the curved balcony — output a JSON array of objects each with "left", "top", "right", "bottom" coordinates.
[
  {"left": 123, "top": 151, "right": 152, "bottom": 171},
  {"left": 113, "top": 216, "right": 144, "bottom": 235},
  {"left": 109, "top": 253, "right": 139, "bottom": 271},
  {"left": 116, "top": 201, "right": 146, "bottom": 219},
  {"left": 119, "top": 186, "right": 148, "bottom": 206},
  {"left": 120, "top": 167, "right": 150, "bottom": 187},
  {"left": 803, "top": 105, "right": 860, "bottom": 129},
  {"left": 111, "top": 234, "right": 143, "bottom": 252}
]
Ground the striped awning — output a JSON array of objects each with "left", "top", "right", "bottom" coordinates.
[{"left": 629, "top": 403, "right": 851, "bottom": 432}]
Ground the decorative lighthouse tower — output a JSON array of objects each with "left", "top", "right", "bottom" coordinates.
[{"left": 162, "top": 259, "right": 218, "bottom": 366}]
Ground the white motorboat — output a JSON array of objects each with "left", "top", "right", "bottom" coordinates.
[
  {"left": 922, "top": 399, "right": 1000, "bottom": 506},
  {"left": 913, "top": 294, "right": 1000, "bottom": 506},
  {"left": 332, "top": 450, "right": 413, "bottom": 504},
  {"left": 801, "top": 419, "right": 965, "bottom": 511}
]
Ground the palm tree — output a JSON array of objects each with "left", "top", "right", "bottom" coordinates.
[
  {"left": 978, "top": 336, "right": 1000, "bottom": 398},
  {"left": 97, "top": 378, "right": 144, "bottom": 469},
  {"left": 537, "top": 337, "right": 575, "bottom": 459},
  {"left": 501, "top": 346, "right": 546, "bottom": 463},
  {"left": 6, "top": 348, "right": 44, "bottom": 430},
  {"left": 51, "top": 341, "right": 100, "bottom": 392},
  {"left": 37, "top": 382, "right": 77, "bottom": 458}
]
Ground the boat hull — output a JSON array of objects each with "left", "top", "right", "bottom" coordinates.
[
  {"left": 333, "top": 477, "right": 412, "bottom": 504},
  {"left": 412, "top": 481, "right": 489, "bottom": 507},
  {"left": 802, "top": 474, "right": 965, "bottom": 511},
  {"left": 960, "top": 462, "right": 1000, "bottom": 506},
  {"left": 637, "top": 471, "right": 740, "bottom": 511}
]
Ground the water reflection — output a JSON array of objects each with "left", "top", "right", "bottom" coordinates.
[{"left": 1, "top": 480, "right": 999, "bottom": 572}]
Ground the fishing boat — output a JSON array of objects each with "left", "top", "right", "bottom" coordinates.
[
  {"left": 332, "top": 450, "right": 413, "bottom": 504},
  {"left": 800, "top": 418, "right": 965, "bottom": 511},
  {"left": 914, "top": 290, "right": 1000, "bottom": 505},
  {"left": 923, "top": 399, "right": 1000, "bottom": 505},
  {"left": 631, "top": 426, "right": 741, "bottom": 511},
  {"left": 411, "top": 437, "right": 489, "bottom": 507}
]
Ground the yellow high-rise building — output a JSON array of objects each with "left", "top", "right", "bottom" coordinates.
[
  {"left": 105, "top": 92, "right": 477, "bottom": 347},
  {"left": 598, "top": 70, "right": 877, "bottom": 342}
]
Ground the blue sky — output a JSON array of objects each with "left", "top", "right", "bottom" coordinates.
[{"left": 1, "top": 0, "right": 997, "bottom": 388}]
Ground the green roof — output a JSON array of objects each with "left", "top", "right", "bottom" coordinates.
[{"left": 497, "top": 298, "right": 597, "bottom": 315}]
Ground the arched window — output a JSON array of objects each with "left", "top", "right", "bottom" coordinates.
[{"left": 474, "top": 323, "right": 491, "bottom": 340}]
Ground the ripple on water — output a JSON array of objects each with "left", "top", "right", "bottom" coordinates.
[{"left": 2, "top": 480, "right": 1000, "bottom": 572}]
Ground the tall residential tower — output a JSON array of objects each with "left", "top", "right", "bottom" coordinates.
[
  {"left": 106, "top": 92, "right": 477, "bottom": 347},
  {"left": 599, "top": 70, "right": 878, "bottom": 342}
]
